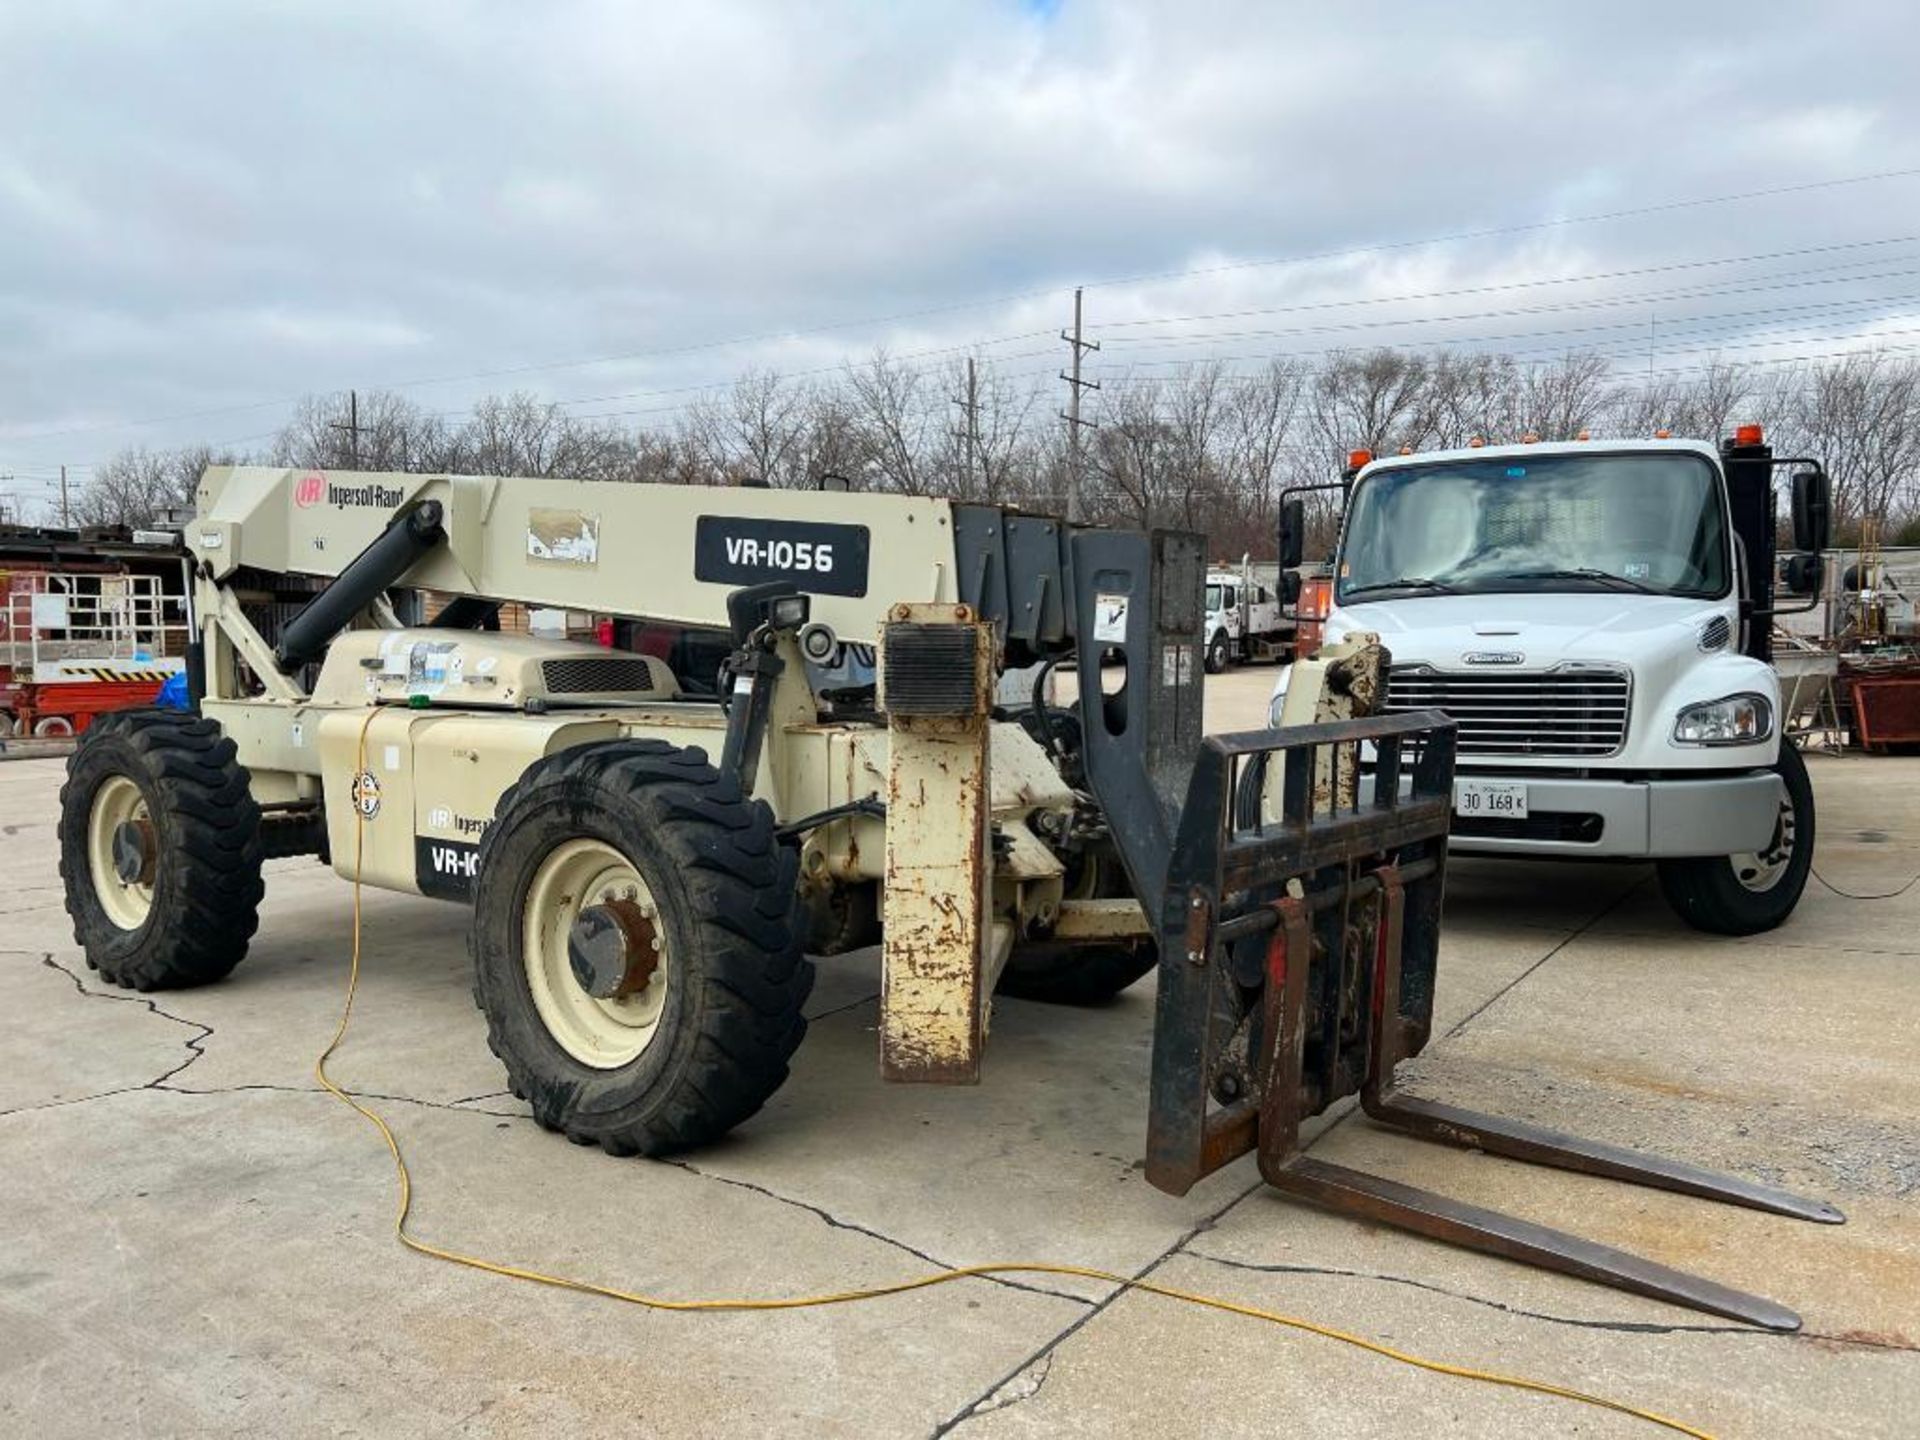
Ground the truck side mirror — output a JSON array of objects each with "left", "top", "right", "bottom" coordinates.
[
  {"left": 1281, "top": 571, "right": 1302, "bottom": 605},
  {"left": 1783, "top": 553, "right": 1821, "bottom": 596},
  {"left": 1791, "top": 467, "right": 1830, "bottom": 554},
  {"left": 1278, "top": 498, "right": 1305, "bottom": 570}
]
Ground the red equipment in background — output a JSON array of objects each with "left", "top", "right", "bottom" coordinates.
[{"left": 0, "top": 566, "right": 190, "bottom": 738}]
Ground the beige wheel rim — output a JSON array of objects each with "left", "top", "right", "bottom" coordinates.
[
  {"left": 523, "top": 838, "right": 669, "bottom": 1069},
  {"left": 87, "top": 775, "right": 155, "bottom": 931}
]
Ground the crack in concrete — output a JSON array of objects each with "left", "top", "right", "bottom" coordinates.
[
  {"left": 15, "top": 953, "right": 524, "bottom": 1122},
  {"left": 961, "top": 1354, "right": 1053, "bottom": 1418},
  {"left": 1182, "top": 1246, "right": 1756, "bottom": 1337},
  {"left": 1444, "top": 876, "right": 1649, "bottom": 1040},
  {"left": 806, "top": 988, "right": 882, "bottom": 1023},
  {"left": 159, "top": 1081, "right": 527, "bottom": 1119},
  {"left": 30, "top": 946, "right": 1090, "bottom": 1322},
  {"left": 930, "top": 1176, "right": 1266, "bottom": 1436},
  {"left": 668, "top": 1158, "right": 1094, "bottom": 1309},
  {"left": 929, "top": 878, "right": 1719, "bottom": 1432},
  {"left": 1181, "top": 1248, "right": 1920, "bottom": 1354},
  {"left": 39, "top": 952, "right": 212, "bottom": 1086}
]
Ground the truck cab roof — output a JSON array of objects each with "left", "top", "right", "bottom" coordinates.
[{"left": 1356, "top": 437, "right": 1722, "bottom": 477}]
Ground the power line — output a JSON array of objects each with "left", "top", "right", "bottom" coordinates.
[{"left": 1082, "top": 168, "right": 1920, "bottom": 291}]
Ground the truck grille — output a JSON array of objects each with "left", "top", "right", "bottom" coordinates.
[{"left": 1383, "top": 666, "right": 1630, "bottom": 757}]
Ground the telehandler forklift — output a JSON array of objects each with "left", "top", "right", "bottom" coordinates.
[{"left": 58, "top": 466, "right": 1841, "bottom": 1329}]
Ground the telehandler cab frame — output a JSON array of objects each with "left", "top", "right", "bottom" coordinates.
[{"left": 58, "top": 466, "right": 1840, "bottom": 1329}]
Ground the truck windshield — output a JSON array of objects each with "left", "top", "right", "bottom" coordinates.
[{"left": 1336, "top": 452, "right": 1729, "bottom": 602}]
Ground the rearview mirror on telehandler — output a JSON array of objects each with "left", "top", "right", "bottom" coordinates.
[{"left": 56, "top": 465, "right": 1843, "bottom": 1331}]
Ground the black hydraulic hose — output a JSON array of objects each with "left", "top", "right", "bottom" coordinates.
[
  {"left": 1028, "top": 654, "right": 1065, "bottom": 761},
  {"left": 273, "top": 501, "right": 446, "bottom": 671}
]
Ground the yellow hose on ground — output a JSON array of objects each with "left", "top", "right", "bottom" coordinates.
[{"left": 314, "top": 707, "right": 1719, "bottom": 1439}]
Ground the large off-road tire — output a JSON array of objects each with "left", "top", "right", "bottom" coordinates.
[
  {"left": 997, "top": 843, "right": 1157, "bottom": 1005},
  {"left": 57, "top": 710, "right": 264, "bottom": 990},
  {"left": 1655, "top": 743, "right": 1815, "bottom": 936},
  {"left": 1205, "top": 629, "right": 1232, "bottom": 674},
  {"left": 470, "top": 739, "right": 812, "bottom": 1156}
]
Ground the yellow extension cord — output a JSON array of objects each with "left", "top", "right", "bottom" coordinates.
[{"left": 313, "top": 709, "right": 1718, "bottom": 1439}]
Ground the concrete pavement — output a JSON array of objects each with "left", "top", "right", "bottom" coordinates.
[{"left": 1, "top": 669, "right": 1915, "bottom": 1437}]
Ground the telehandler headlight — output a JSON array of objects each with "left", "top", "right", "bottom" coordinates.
[
  {"left": 768, "top": 594, "right": 811, "bottom": 631},
  {"left": 1672, "top": 693, "right": 1772, "bottom": 746}
]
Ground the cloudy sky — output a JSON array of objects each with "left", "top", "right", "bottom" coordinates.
[{"left": 3, "top": 1, "right": 1916, "bottom": 513}]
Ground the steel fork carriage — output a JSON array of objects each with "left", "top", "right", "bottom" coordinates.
[{"left": 1142, "top": 711, "right": 1842, "bottom": 1332}]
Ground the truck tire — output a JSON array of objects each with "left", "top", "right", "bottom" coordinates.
[
  {"left": 1205, "top": 629, "right": 1231, "bottom": 674},
  {"left": 1655, "top": 743, "right": 1814, "bottom": 936},
  {"left": 57, "top": 710, "right": 264, "bottom": 990},
  {"left": 34, "top": 715, "right": 75, "bottom": 738},
  {"left": 998, "top": 938, "right": 1157, "bottom": 1005},
  {"left": 998, "top": 843, "right": 1156, "bottom": 1004},
  {"left": 470, "top": 739, "right": 812, "bottom": 1156}
]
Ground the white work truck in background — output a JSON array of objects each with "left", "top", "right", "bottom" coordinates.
[
  {"left": 1269, "top": 428, "right": 1832, "bottom": 934},
  {"left": 1203, "top": 560, "right": 1294, "bottom": 671}
]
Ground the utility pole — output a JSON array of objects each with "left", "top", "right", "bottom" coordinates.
[
  {"left": 951, "top": 355, "right": 982, "bottom": 498},
  {"left": 330, "top": 389, "right": 366, "bottom": 468},
  {"left": 59, "top": 464, "right": 70, "bottom": 527},
  {"left": 1059, "top": 287, "right": 1099, "bottom": 523}
]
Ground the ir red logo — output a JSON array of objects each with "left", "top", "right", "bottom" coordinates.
[{"left": 293, "top": 471, "right": 326, "bottom": 509}]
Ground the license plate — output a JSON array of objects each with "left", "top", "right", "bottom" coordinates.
[{"left": 1454, "top": 780, "right": 1529, "bottom": 819}]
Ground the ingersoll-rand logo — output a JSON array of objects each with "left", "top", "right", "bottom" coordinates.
[{"left": 1463, "top": 652, "right": 1526, "bottom": 666}]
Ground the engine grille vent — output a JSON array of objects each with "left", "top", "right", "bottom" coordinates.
[
  {"left": 882, "top": 622, "right": 984, "bottom": 715},
  {"left": 1698, "top": 615, "right": 1731, "bottom": 652},
  {"left": 540, "top": 657, "right": 658, "bottom": 695},
  {"left": 1383, "top": 666, "right": 1630, "bottom": 757}
]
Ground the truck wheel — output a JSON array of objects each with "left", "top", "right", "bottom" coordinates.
[
  {"left": 1655, "top": 743, "right": 1815, "bottom": 936},
  {"left": 998, "top": 844, "right": 1156, "bottom": 1004},
  {"left": 34, "top": 716, "right": 75, "bottom": 738},
  {"left": 57, "top": 710, "right": 264, "bottom": 990},
  {"left": 470, "top": 740, "right": 812, "bottom": 1156},
  {"left": 1205, "top": 630, "right": 1231, "bottom": 674}
]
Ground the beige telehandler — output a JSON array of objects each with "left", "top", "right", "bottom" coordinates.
[{"left": 57, "top": 466, "right": 1840, "bottom": 1328}]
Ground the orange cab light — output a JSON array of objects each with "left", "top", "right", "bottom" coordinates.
[
  {"left": 1521, "top": 431, "right": 1540, "bottom": 444},
  {"left": 1398, "top": 445, "right": 1414, "bottom": 455},
  {"left": 1734, "top": 422, "right": 1765, "bottom": 446},
  {"left": 1347, "top": 448, "right": 1373, "bottom": 469},
  {"left": 1576, "top": 428, "right": 1591, "bottom": 441},
  {"left": 1654, "top": 428, "right": 1673, "bottom": 439},
  {"left": 1467, "top": 436, "right": 1485, "bottom": 448}
]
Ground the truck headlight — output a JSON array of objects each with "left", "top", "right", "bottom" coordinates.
[{"left": 1672, "top": 693, "right": 1772, "bottom": 746}]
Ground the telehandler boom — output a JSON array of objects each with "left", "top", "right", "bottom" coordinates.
[{"left": 57, "top": 465, "right": 1840, "bottom": 1328}]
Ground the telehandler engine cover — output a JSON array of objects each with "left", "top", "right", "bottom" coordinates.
[{"left": 310, "top": 630, "right": 680, "bottom": 710}]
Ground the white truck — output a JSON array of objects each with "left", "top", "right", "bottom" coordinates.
[
  {"left": 1269, "top": 427, "right": 1832, "bottom": 934},
  {"left": 1203, "top": 560, "right": 1293, "bottom": 671}
]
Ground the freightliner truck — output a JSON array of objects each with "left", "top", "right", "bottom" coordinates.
[{"left": 1269, "top": 426, "right": 1831, "bottom": 934}]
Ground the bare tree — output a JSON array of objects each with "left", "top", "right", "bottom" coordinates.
[
  {"left": 272, "top": 390, "right": 450, "bottom": 471},
  {"left": 1786, "top": 351, "right": 1920, "bottom": 530},
  {"left": 74, "top": 445, "right": 247, "bottom": 527},
  {"left": 847, "top": 349, "right": 937, "bottom": 495}
]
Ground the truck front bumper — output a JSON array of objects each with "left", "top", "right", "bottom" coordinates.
[{"left": 1446, "top": 770, "right": 1785, "bottom": 859}]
